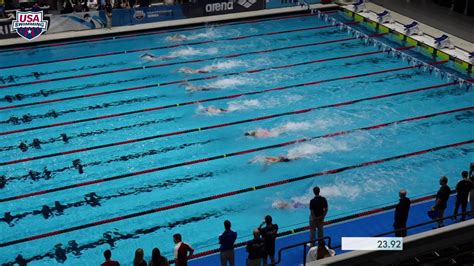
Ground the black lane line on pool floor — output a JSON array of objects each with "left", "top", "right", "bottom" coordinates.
[
  {"left": 5, "top": 139, "right": 215, "bottom": 184},
  {"left": 0, "top": 12, "right": 330, "bottom": 54},
  {"left": 0, "top": 33, "right": 377, "bottom": 109},
  {"left": 1, "top": 105, "right": 472, "bottom": 203},
  {"left": 0, "top": 116, "right": 178, "bottom": 153},
  {"left": 0, "top": 47, "right": 424, "bottom": 137},
  {"left": 0, "top": 94, "right": 168, "bottom": 125},
  {"left": 1, "top": 171, "right": 217, "bottom": 226},
  {"left": 0, "top": 140, "right": 471, "bottom": 248},
  {"left": 0, "top": 72, "right": 461, "bottom": 167},
  {"left": 0, "top": 23, "right": 358, "bottom": 87},
  {"left": 0, "top": 21, "right": 357, "bottom": 71}
]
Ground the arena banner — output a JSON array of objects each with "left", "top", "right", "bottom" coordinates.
[
  {"left": 130, "top": 5, "right": 185, "bottom": 25},
  {"left": 0, "top": 19, "right": 17, "bottom": 39},
  {"left": 182, "top": 0, "right": 265, "bottom": 18},
  {"left": 48, "top": 11, "right": 107, "bottom": 33}
]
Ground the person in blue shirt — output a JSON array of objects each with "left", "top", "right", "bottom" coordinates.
[{"left": 219, "top": 220, "right": 237, "bottom": 266}]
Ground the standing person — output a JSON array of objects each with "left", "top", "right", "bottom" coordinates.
[
  {"left": 173, "top": 234, "right": 194, "bottom": 266},
  {"left": 469, "top": 163, "right": 474, "bottom": 216},
  {"left": 219, "top": 220, "right": 237, "bottom": 266},
  {"left": 104, "top": 0, "right": 112, "bottom": 29},
  {"left": 258, "top": 215, "right": 278, "bottom": 265},
  {"left": 101, "top": 249, "right": 120, "bottom": 266},
  {"left": 149, "top": 248, "right": 169, "bottom": 266},
  {"left": 453, "top": 171, "right": 474, "bottom": 221},
  {"left": 309, "top": 186, "right": 328, "bottom": 246},
  {"left": 431, "top": 176, "right": 451, "bottom": 228},
  {"left": 393, "top": 189, "right": 411, "bottom": 237},
  {"left": 133, "top": 248, "right": 147, "bottom": 266},
  {"left": 246, "top": 229, "right": 265, "bottom": 266}
]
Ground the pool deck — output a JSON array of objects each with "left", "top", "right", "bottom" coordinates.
[
  {"left": 189, "top": 193, "right": 470, "bottom": 266},
  {"left": 344, "top": 2, "right": 473, "bottom": 64},
  {"left": 0, "top": 3, "right": 337, "bottom": 48}
]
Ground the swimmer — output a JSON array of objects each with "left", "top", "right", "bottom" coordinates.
[
  {"left": 245, "top": 129, "right": 273, "bottom": 138},
  {"left": 182, "top": 82, "right": 216, "bottom": 92},
  {"left": 43, "top": 167, "right": 52, "bottom": 179},
  {"left": 29, "top": 170, "right": 40, "bottom": 181},
  {"left": 140, "top": 53, "right": 159, "bottom": 61},
  {"left": 272, "top": 199, "right": 306, "bottom": 209},
  {"left": 249, "top": 155, "right": 293, "bottom": 165},
  {"left": 202, "top": 106, "right": 227, "bottom": 115},
  {"left": 177, "top": 67, "right": 210, "bottom": 74},
  {"left": 4, "top": 95, "right": 14, "bottom": 103},
  {"left": 0, "top": 175, "right": 6, "bottom": 189},
  {"left": 166, "top": 34, "right": 187, "bottom": 42},
  {"left": 61, "top": 133, "right": 69, "bottom": 143}
]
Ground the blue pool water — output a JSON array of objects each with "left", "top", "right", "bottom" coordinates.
[{"left": 0, "top": 12, "right": 473, "bottom": 265}]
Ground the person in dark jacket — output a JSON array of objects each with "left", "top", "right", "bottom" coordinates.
[
  {"left": 219, "top": 220, "right": 237, "bottom": 266},
  {"left": 393, "top": 189, "right": 410, "bottom": 237},
  {"left": 246, "top": 229, "right": 264, "bottom": 266},
  {"left": 101, "top": 249, "right": 120, "bottom": 266},
  {"left": 432, "top": 176, "right": 450, "bottom": 228},
  {"left": 309, "top": 186, "right": 328, "bottom": 246},
  {"left": 258, "top": 215, "right": 278, "bottom": 265},
  {"left": 453, "top": 171, "right": 474, "bottom": 221}
]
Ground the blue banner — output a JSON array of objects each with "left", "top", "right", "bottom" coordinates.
[{"left": 130, "top": 5, "right": 184, "bottom": 25}]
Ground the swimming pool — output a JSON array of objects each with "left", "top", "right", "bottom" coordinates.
[{"left": 0, "top": 11, "right": 473, "bottom": 265}]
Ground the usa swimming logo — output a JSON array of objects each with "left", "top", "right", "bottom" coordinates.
[{"left": 11, "top": 11, "right": 48, "bottom": 41}]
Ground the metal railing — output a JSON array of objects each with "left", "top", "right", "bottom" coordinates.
[{"left": 270, "top": 236, "right": 332, "bottom": 266}]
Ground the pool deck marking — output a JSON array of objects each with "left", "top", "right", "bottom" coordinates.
[
  {"left": 0, "top": 47, "right": 424, "bottom": 137},
  {"left": 0, "top": 140, "right": 470, "bottom": 247},
  {"left": 1, "top": 96, "right": 470, "bottom": 166},
  {"left": 0, "top": 12, "right": 331, "bottom": 54},
  {"left": 0, "top": 33, "right": 386, "bottom": 111},
  {"left": 1, "top": 105, "right": 471, "bottom": 198},
  {"left": 0, "top": 24, "right": 363, "bottom": 88},
  {"left": 0, "top": 21, "right": 358, "bottom": 70},
  {"left": 186, "top": 191, "right": 454, "bottom": 262}
]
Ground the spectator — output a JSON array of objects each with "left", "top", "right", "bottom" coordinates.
[
  {"left": 173, "top": 233, "right": 194, "bottom": 266},
  {"left": 139, "top": 0, "right": 148, "bottom": 7},
  {"left": 219, "top": 220, "right": 237, "bottom": 266},
  {"left": 149, "top": 248, "right": 169, "bottom": 266},
  {"left": 73, "top": 0, "right": 82, "bottom": 12},
  {"left": 31, "top": 3, "right": 41, "bottom": 11},
  {"left": 246, "top": 229, "right": 265, "bottom": 266},
  {"left": 129, "top": 0, "right": 135, "bottom": 8},
  {"left": 469, "top": 163, "right": 474, "bottom": 215},
  {"left": 101, "top": 249, "right": 120, "bottom": 266},
  {"left": 87, "top": 0, "right": 97, "bottom": 9},
  {"left": 431, "top": 176, "right": 450, "bottom": 228},
  {"left": 113, "top": 0, "right": 121, "bottom": 8},
  {"left": 133, "top": 248, "right": 147, "bottom": 266},
  {"left": 453, "top": 171, "right": 473, "bottom": 221},
  {"left": 309, "top": 186, "right": 328, "bottom": 246},
  {"left": 258, "top": 215, "right": 278, "bottom": 265},
  {"left": 104, "top": 0, "right": 112, "bottom": 29},
  {"left": 62, "top": 0, "right": 74, "bottom": 13},
  {"left": 120, "top": 0, "right": 129, "bottom": 8},
  {"left": 394, "top": 189, "right": 410, "bottom": 237}
]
